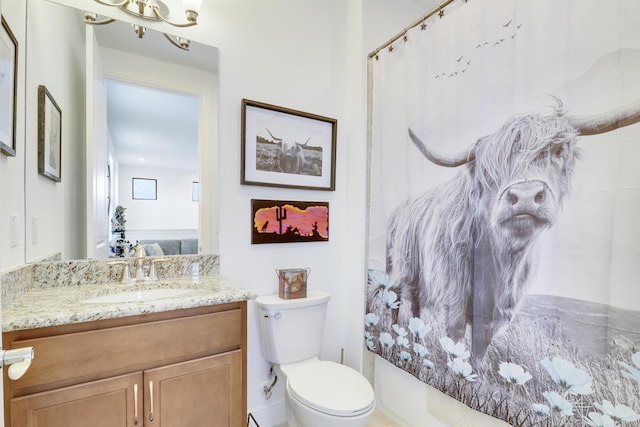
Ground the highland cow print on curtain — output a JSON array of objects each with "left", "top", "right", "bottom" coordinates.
[{"left": 365, "top": 0, "right": 640, "bottom": 425}]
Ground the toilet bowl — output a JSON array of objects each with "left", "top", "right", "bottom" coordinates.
[
  {"left": 283, "top": 360, "right": 375, "bottom": 427},
  {"left": 256, "top": 290, "right": 376, "bottom": 426}
]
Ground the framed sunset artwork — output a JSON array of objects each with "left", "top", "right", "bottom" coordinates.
[{"left": 251, "top": 199, "right": 329, "bottom": 244}]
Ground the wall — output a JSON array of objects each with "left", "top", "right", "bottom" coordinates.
[
  {"left": 0, "top": 0, "right": 21, "bottom": 418},
  {"left": 212, "top": 3, "right": 353, "bottom": 421},
  {"left": 0, "top": 0, "right": 82, "bottom": 269},
  {"left": 0, "top": 0, "right": 5, "bottom": 417},
  {"left": 0, "top": 0, "right": 26, "bottom": 271},
  {"left": 117, "top": 164, "right": 198, "bottom": 241},
  {"left": 24, "top": 0, "right": 85, "bottom": 262}
]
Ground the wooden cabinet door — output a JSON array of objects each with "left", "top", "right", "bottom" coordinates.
[
  {"left": 144, "top": 350, "right": 242, "bottom": 427},
  {"left": 10, "top": 372, "right": 143, "bottom": 427}
]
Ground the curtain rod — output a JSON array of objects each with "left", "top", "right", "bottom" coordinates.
[{"left": 368, "top": 0, "right": 458, "bottom": 59}]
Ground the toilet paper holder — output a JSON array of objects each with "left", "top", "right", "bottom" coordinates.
[{"left": 1, "top": 347, "right": 35, "bottom": 380}]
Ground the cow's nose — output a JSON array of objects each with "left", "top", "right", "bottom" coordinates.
[{"left": 504, "top": 181, "right": 548, "bottom": 209}]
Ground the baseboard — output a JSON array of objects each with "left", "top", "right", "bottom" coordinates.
[{"left": 247, "top": 400, "right": 286, "bottom": 427}]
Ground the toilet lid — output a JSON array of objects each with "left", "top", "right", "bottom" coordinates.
[{"left": 287, "top": 361, "right": 375, "bottom": 417}]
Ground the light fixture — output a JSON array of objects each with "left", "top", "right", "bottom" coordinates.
[{"left": 83, "top": 0, "right": 203, "bottom": 51}]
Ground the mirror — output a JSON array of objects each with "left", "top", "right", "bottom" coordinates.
[
  {"left": 24, "top": 0, "right": 219, "bottom": 262},
  {"left": 103, "top": 78, "right": 199, "bottom": 257}
]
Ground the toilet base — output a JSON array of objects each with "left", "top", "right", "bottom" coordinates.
[{"left": 285, "top": 388, "right": 375, "bottom": 427}]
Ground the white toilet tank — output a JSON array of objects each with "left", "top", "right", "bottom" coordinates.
[{"left": 256, "top": 290, "right": 330, "bottom": 365}]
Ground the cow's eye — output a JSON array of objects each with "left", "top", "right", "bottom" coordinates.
[
  {"left": 536, "top": 150, "right": 549, "bottom": 161},
  {"left": 552, "top": 145, "right": 564, "bottom": 158}
]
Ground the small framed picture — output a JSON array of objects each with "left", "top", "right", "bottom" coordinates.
[
  {"left": 0, "top": 16, "right": 18, "bottom": 157},
  {"left": 37, "top": 85, "right": 62, "bottom": 181},
  {"left": 192, "top": 181, "right": 199, "bottom": 202},
  {"left": 132, "top": 178, "right": 157, "bottom": 200},
  {"left": 251, "top": 199, "right": 329, "bottom": 244},
  {"left": 241, "top": 99, "right": 337, "bottom": 191}
]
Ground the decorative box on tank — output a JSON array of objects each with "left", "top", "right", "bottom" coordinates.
[{"left": 276, "top": 268, "right": 311, "bottom": 299}]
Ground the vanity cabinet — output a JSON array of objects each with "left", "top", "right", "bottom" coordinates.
[
  {"left": 11, "top": 372, "right": 141, "bottom": 426},
  {"left": 3, "top": 302, "right": 247, "bottom": 427}
]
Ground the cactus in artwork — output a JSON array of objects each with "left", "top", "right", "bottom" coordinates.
[{"left": 276, "top": 206, "right": 287, "bottom": 234}]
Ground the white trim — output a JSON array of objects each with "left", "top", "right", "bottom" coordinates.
[
  {"left": 126, "top": 229, "right": 198, "bottom": 242},
  {"left": 248, "top": 400, "right": 286, "bottom": 427}
]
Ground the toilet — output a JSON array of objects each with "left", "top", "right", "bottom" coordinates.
[{"left": 256, "top": 290, "right": 375, "bottom": 427}]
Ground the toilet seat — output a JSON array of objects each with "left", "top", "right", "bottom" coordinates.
[{"left": 287, "top": 361, "right": 375, "bottom": 417}]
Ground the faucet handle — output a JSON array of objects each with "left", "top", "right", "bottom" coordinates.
[
  {"left": 148, "top": 258, "right": 169, "bottom": 281},
  {"left": 108, "top": 261, "right": 132, "bottom": 284}
]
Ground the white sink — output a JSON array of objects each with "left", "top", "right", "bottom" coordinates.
[{"left": 83, "top": 288, "right": 194, "bottom": 304}]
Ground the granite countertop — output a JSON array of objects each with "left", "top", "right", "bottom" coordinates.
[{"left": 2, "top": 275, "right": 256, "bottom": 332}]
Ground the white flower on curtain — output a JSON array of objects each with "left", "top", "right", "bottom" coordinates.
[
  {"left": 619, "top": 352, "right": 640, "bottom": 382},
  {"left": 584, "top": 412, "right": 618, "bottom": 427},
  {"left": 438, "top": 336, "right": 470, "bottom": 360},
  {"left": 540, "top": 356, "right": 593, "bottom": 396},
  {"left": 498, "top": 362, "right": 532, "bottom": 386},
  {"left": 542, "top": 391, "right": 573, "bottom": 417},
  {"left": 593, "top": 400, "right": 640, "bottom": 423}
]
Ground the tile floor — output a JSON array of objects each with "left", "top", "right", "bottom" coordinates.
[
  {"left": 368, "top": 409, "right": 403, "bottom": 426},
  {"left": 274, "top": 410, "right": 402, "bottom": 427}
]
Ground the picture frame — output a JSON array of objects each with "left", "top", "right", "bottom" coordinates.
[
  {"left": 192, "top": 181, "right": 199, "bottom": 202},
  {"left": 132, "top": 178, "right": 157, "bottom": 200},
  {"left": 37, "top": 85, "right": 62, "bottom": 181},
  {"left": 0, "top": 16, "right": 18, "bottom": 157},
  {"left": 251, "top": 199, "right": 329, "bottom": 244},
  {"left": 241, "top": 99, "right": 337, "bottom": 191}
]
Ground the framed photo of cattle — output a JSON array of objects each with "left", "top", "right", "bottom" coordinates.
[{"left": 241, "top": 99, "right": 337, "bottom": 190}]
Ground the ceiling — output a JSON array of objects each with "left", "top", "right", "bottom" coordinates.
[
  {"left": 91, "top": 18, "right": 217, "bottom": 172},
  {"left": 105, "top": 79, "right": 199, "bottom": 171}
]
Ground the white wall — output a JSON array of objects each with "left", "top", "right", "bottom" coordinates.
[
  {"left": 1, "top": 0, "right": 84, "bottom": 268},
  {"left": 0, "top": 0, "right": 26, "bottom": 272},
  {"left": 211, "top": 2, "right": 353, "bottom": 420},
  {"left": 0, "top": 0, "right": 5, "bottom": 418},
  {"left": 117, "top": 164, "right": 198, "bottom": 236},
  {"left": 24, "top": 0, "right": 85, "bottom": 263}
]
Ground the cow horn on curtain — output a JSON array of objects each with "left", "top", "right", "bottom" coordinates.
[{"left": 366, "top": 0, "right": 640, "bottom": 425}]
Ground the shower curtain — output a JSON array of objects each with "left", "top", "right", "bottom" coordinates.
[{"left": 365, "top": 0, "right": 640, "bottom": 425}]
